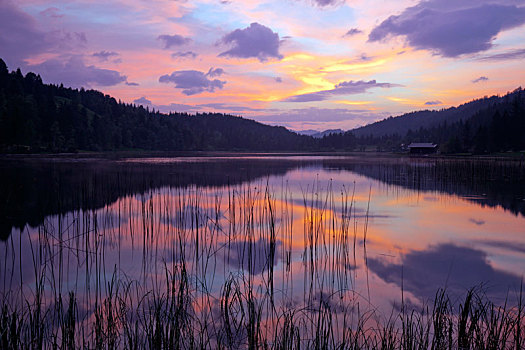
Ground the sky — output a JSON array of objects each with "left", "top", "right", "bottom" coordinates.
[{"left": 1, "top": 0, "right": 525, "bottom": 131}]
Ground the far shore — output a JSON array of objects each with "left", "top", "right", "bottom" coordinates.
[{"left": 1, "top": 150, "right": 524, "bottom": 162}]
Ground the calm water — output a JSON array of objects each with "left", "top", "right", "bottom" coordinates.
[{"left": 1, "top": 155, "right": 524, "bottom": 345}]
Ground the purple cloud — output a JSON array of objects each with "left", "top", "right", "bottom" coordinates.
[
  {"left": 309, "top": 0, "right": 344, "bottom": 7},
  {"left": 0, "top": 1, "right": 51, "bottom": 66},
  {"left": 219, "top": 23, "right": 283, "bottom": 62},
  {"left": 29, "top": 56, "right": 127, "bottom": 88},
  {"left": 157, "top": 103, "right": 201, "bottom": 113},
  {"left": 283, "top": 80, "right": 400, "bottom": 102},
  {"left": 472, "top": 76, "right": 489, "bottom": 83},
  {"left": 198, "top": 103, "right": 263, "bottom": 112},
  {"left": 343, "top": 28, "right": 363, "bottom": 37},
  {"left": 206, "top": 67, "right": 224, "bottom": 78},
  {"left": 171, "top": 51, "right": 198, "bottom": 59},
  {"left": 39, "top": 7, "right": 64, "bottom": 19},
  {"left": 478, "top": 48, "right": 525, "bottom": 61},
  {"left": 126, "top": 82, "right": 139, "bottom": 86},
  {"left": 158, "top": 34, "right": 191, "bottom": 49},
  {"left": 93, "top": 51, "right": 119, "bottom": 61},
  {"left": 75, "top": 32, "right": 88, "bottom": 44},
  {"left": 425, "top": 100, "right": 442, "bottom": 105},
  {"left": 368, "top": 1, "right": 525, "bottom": 57},
  {"left": 275, "top": 77, "right": 282, "bottom": 83},
  {"left": 134, "top": 97, "right": 152, "bottom": 106},
  {"left": 159, "top": 68, "right": 226, "bottom": 95}
]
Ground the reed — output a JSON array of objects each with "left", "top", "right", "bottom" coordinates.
[{"left": 0, "top": 179, "right": 523, "bottom": 349}]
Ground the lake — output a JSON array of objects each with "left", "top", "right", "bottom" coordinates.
[{"left": 1, "top": 155, "right": 524, "bottom": 348}]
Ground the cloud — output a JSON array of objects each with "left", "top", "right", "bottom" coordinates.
[
  {"left": 159, "top": 68, "right": 226, "bottom": 95},
  {"left": 283, "top": 80, "right": 400, "bottom": 102},
  {"left": 219, "top": 23, "right": 283, "bottom": 62},
  {"left": 133, "top": 96, "right": 152, "bottom": 106},
  {"left": 309, "top": 0, "right": 345, "bottom": 7},
  {"left": 343, "top": 28, "right": 363, "bottom": 37},
  {"left": 255, "top": 107, "right": 382, "bottom": 123},
  {"left": 0, "top": 1, "right": 52, "bottom": 66},
  {"left": 368, "top": 243, "right": 522, "bottom": 301},
  {"left": 198, "top": 103, "right": 264, "bottom": 112},
  {"left": 275, "top": 77, "right": 282, "bottom": 83},
  {"left": 424, "top": 100, "right": 442, "bottom": 105},
  {"left": 126, "top": 82, "right": 139, "bottom": 86},
  {"left": 158, "top": 34, "right": 191, "bottom": 49},
  {"left": 93, "top": 51, "right": 119, "bottom": 61},
  {"left": 368, "top": 1, "right": 525, "bottom": 57},
  {"left": 39, "top": 7, "right": 64, "bottom": 19},
  {"left": 29, "top": 56, "right": 127, "bottom": 88},
  {"left": 472, "top": 76, "right": 488, "bottom": 83},
  {"left": 171, "top": 51, "right": 198, "bottom": 59},
  {"left": 157, "top": 103, "right": 201, "bottom": 113},
  {"left": 254, "top": 107, "right": 389, "bottom": 131},
  {"left": 478, "top": 48, "right": 525, "bottom": 61},
  {"left": 74, "top": 32, "right": 87, "bottom": 44},
  {"left": 206, "top": 67, "right": 224, "bottom": 78}
]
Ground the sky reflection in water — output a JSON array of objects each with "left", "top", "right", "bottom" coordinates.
[{"left": 1, "top": 156, "right": 524, "bottom": 319}]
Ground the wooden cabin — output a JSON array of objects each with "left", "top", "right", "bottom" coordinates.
[{"left": 407, "top": 143, "right": 438, "bottom": 154}]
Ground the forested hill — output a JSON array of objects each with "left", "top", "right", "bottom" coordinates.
[
  {"left": 0, "top": 59, "right": 314, "bottom": 153},
  {"left": 352, "top": 91, "right": 522, "bottom": 138}
]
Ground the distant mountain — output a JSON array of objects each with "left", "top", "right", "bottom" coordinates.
[
  {"left": 352, "top": 93, "right": 514, "bottom": 138},
  {"left": 295, "top": 129, "right": 319, "bottom": 136},
  {"left": 297, "top": 129, "right": 344, "bottom": 138},
  {"left": 0, "top": 59, "right": 315, "bottom": 153}
]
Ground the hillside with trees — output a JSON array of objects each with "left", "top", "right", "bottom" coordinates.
[
  {"left": 341, "top": 88, "right": 525, "bottom": 154},
  {"left": 0, "top": 59, "right": 315, "bottom": 153},
  {"left": 1, "top": 58, "right": 523, "bottom": 154}
]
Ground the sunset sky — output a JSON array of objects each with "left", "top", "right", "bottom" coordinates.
[{"left": 2, "top": 0, "right": 525, "bottom": 131}]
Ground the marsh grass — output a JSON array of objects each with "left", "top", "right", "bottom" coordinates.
[{"left": 1, "top": 180, "right": 524, "bottom": 349}]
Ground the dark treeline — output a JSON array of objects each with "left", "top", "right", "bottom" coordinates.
[
  {"left": 334, "top": 88, "right": 525, "bottom": 153},
  {"left": 0, "top": 157, "right": 314, "bottom": 240},
  {"left": 0, "top": 59, "right": 317, "bottom": 152},
  {"left": 1, "top": 58, "right": 524, "bottom": 154}
]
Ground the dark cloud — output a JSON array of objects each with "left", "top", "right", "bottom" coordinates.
[
  {"left": 424, "top": 100, "right": 442, "bottom": 105},
  {"left": 219, "top": 23, "right": 283, "bottom": 62},
  {"left": 283, "top": 80, "right": 400, "bottom": 102},
  {"left": 133, "top": 97, "right": 152, "bottom": 106},
  {"left": 126, "top": 82, "right": 139, "bottom": 86},
  {"left": 472, "top": 76, "right": 489, "bottom": 83},
  {"left": 368, "top": 243, "right": 522, "bottom": 301},
  {"left": 159, "top": 68, "right": 226, "bottom": 95},
  {"left": 0, "top": 1, "right": 52, "bottom": 66},
  {"left": 29, "top": 57, "right": 127, "bottom": 88},
  {"left": 275, "top": 77, "right": 282, "bottom": 83},
  {"left": 368, "top": 1, "right": 525, "bottom": 57},
  {"left": 171, "top": 51, "right": 198, "bottom": 59},
  {"left": 158, "top": 34, "right": 191, "bottom": 49},
  {"left": 478, "top": 48, "right": 525, "bottom": 61},
  {"left": 93, "top": 51, "right": 119, "bottom": 61},
  {"left": 206, "top": 67, "right": 224, "bottom": 78},
  {"left": 343, "top": 28, "right": 363, "bottom": 37},
  {"left": 310, "top": 0, "right": 345, "bottom": 7}
]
